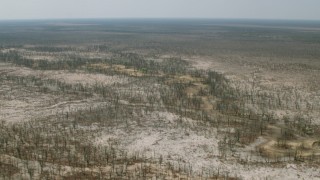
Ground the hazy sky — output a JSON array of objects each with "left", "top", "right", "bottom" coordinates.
[{"left": 0, "top": 0, "right": 319, "bottom": 20}]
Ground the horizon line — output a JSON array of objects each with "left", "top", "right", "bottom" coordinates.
[{"left": 0, "top": 17, "right": 320, "bottom": 22}]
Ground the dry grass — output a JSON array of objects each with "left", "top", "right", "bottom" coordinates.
[{"left": 89, "top": 63, "right": 145, "bottom": 77}]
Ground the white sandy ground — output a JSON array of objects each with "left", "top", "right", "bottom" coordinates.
[
  {"left": 1, "top": 99, "right": 319, "bottom": 179},
  {"left": 0, "top": 63, "right": 134, "bottom": 123},
  {"left": 1, "top": 57, "right": 320, "bottom": 179},
  {"left": 2, "top": 48, "right": 113, "bottom": 61},
  {"left": 187, "top": 56, "right": 320, "bottom": 125},
  {"left": 0, "top": 154, "right": 113, "bottom": 180},
  {"left": 3, "top": 67, "right": 129, "bottom": 87},
  {"left": 95, "top": 111, "right": 320, "bottom": 179},
  {"left": 0, "top": 63, "right": 121, "bottom": 123},
  {"left": 0, "top": 96, "right": 108, "bottom": 123}
]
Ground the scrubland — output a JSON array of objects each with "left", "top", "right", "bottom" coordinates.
[{"left": 0, "top": 19, "right": 320, "bottom": 179}]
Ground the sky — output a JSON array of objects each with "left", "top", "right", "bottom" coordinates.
[{"left": 0, "top": 0, "right": 319, "bottom": 20}]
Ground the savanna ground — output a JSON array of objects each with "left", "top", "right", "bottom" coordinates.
[{"left": 0, "top": 19, "right": 320, "bottom": 179}]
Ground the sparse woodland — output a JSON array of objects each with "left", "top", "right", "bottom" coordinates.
[{"left": 0, "top": 20, "right": 320, "bottom": 179}]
